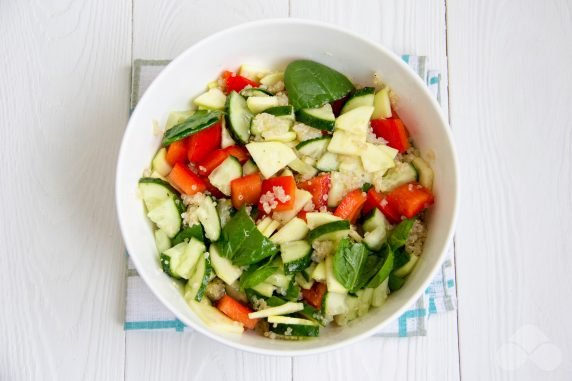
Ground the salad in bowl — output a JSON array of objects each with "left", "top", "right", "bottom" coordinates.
[{"left": 137, "top": 59, "right": 435, "bottom": 340}]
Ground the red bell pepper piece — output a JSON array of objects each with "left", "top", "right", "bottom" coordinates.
[
  {"left": 202, "top": 176, "right": 225, "bottom": 198},
  {"left": 168, "top": 162, "right": 207, "bottom": 195},
  {"left": 230, "top": 173, "right": 263, "bottom": 209},
  {"left": 187, "top": 122, "right": 221, "bottom": 164},
  {"left": 296, "top": 210, "right": 308, "bottom": 221},
  {"left": 259, "top": 176, "right": 296, "bottom": 212},
  {"left": 298, "top": 174, "right": 331, "bottom": 210},
  {"left": 334, "top": 189, "right": 368, "bottom": 224},
  {"left": 302, "top": 282, "right": 327, "bottom": 309},
  {"left": 197, "top": 149, "right": 229, "bottom": 176},
  {"left": 386, "top": 182, "right": 434, "bottom": 219},
  {"left": 222, "top": 70, "right": 259, "bottom": 94},
  {"left": 216, "top": 294, "right": 259, "bottom": 330},
  {"left": 370, "top": 117, "right": 410, "bottom": 153},
  {"left": 224, "top": 145, "right": 250, "bottom": 164},
  {"left": 363, "top": 188, "right": 401, "bottom": 224},
  {"left": 165, "top": 139, "right": 188, "bottom": 166}
]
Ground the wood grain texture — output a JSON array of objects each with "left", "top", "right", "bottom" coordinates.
[
  {"left": 290, "top": 1, "right": 459, "bottom": 379},
  {"left": 0, "top": 0, "right": 131, "bottom": 380},
  {"left": 128, "top": 0, "right": 293, "bottom": 378},
  {"left": 447, "top": 0, "right": 572, "bottom": 379}
]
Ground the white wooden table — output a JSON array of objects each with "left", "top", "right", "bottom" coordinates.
[{"left": 1, "top": 1, "right": 571, "bottom": 380}]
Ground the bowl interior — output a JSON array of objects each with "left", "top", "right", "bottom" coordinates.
[{"left": 116, "top": 19, "right": 457, "bottom": 355}]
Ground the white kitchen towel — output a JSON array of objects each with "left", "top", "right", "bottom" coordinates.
[{"left": 125, "top": 55, "right": 456, "bottom": 337}]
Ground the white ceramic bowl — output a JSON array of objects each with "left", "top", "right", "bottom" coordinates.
[{"left": 116, "top": 18, "right": 458, "bottom": 356}]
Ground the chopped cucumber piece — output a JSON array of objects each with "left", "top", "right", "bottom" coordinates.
[
  {"left": 138, "top": 177, "right": 179, "bottom": 211},
  {"left": 248, "top": 302, "right": 304, "bottom": 319},
  {"left": 196, "top": 196, "right": 221, "bottom": 241},
  {"left": 272, "top": 189, "right": 312, "bottom": 224},
  {"left": 270, "top": 217, "right": 309, "bottom": 244},
  {"left": 377, "top": 162, "right": 418, "bottom": 192},
  {"left": 316, "top": 152, "right": 340, "bottom": 172},
  {"left": 305, "top": 212, "right": 342, "bottom": 230},
  {"left": 160, "top": 242, "right": 187, "bottom": 279},
  {"left": 334, "top": 105, "right": 374, "bottom": 138},
  {"left": 363, "top": 226, "right": 387, "bottom": 251},
  {"left": 161, "top": 239, "right": 205, "bottom": 279},
  {"left": 268, "top": 316, "right": 320, "bottom": 337},
  {"left": 251, "top": 282, "right": 276, "bottom": 298},
  {"left": 267, "top": 271, "right": 292, "bottom": 289},
  {"left": 323, "top": 292, "right": 349, "bottom": 316},
  {"left": 209, "top": 244, "right": 242, "bottom": 285},
  {"left": 393, "top": 253, "right": 419, "bottom": 277},
  {"left": 296, "top": 136, "right": 331, "bottom": 160},
  {"left": 225, "top": 91, "right": 253, "bottom": 144},
  {"left": 246, "top": 96, "right": 282, "bottom": 114},
  {"left": 327, "top": 130, "right": 365, "bottom": 156},
  {"left": 246, "top": 141, "right": 297, "bottom": 179},
  {"left": 240, "top": 88, "right": 272, "bottom": 97},
  {"left": 295, "top": 270, "right": 315, "bottom": 290},
  {"left": 372, "top": 87, "right": 392, "bottom": 119},
  {"left": 363, "top": 208, "right": 387, "bottom": 232},
  {"left": 411, "top": 156, "right": 434, "bottom": 190},
  {"left": 264, "top": 105, "right": 295, "bottom": 120},
  {"left": 193, "top": 88, "right": 226, "bottom": 110},
  {"left": 154, "top": 229, "right": 171, "bottom": 253},
  {"left": 184, "top": 253, "right": 212, "bottom": 302},
  {"left": 325, "top": 255, "right": 348, "bottom": 294},
  {"left": 334, "top": 295, "right": 359, "bottom": 325},
  {"left": 296, "top": 104, "right": 336, "bottom": 131},
  {"left": 259, "top": 72, "right": 284, "bottom": 86},
  {"left": 261, "top": 219, "right": 280, "bottom": 238},
  {"left": 146, "top": 198, "right": 181, "bottom": 238},
  {"left": 341, "top": 87, "right": 375, "bottom": 114},
  {"left": 238, "top": 64, "right": 269, "bottom": 81},
  {"left": 281, "top": 240, "right": 312, "bottom": 274},
  {"left": 371, "top": 278, "right": 389, "bottom": 307},
  {"left": 242, "top": 159, "right": 259, "bottom": 175},
  {"left": 151, "top": 148, "right": 172, "bottom": 177},
  {"left": 220, "top": 120, "right": 236, "bottom": 148},
  {"left": 188, "top": 299, "right": 244, "bottom": 334},
  {"left": 311, "top": 261, "right": 327, "bottom": 282},
  {"left": 361, "top": 143, "right": 396, "bottom": 173},
  {"left": 288, "top": 158, "right": 318, "bottom": 179},
  {"left": 208, "top": 156, "right": 242, "bottom": 196},
  {"left": 308, "top": 220, "right": 351, "bottom": 243},
  {"left": 165, "top": 110, "right": 194, "bottom": 131}
]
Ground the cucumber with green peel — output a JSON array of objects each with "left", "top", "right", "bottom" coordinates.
[
  {"left": 296, "top": 104, "right": 336, "bottom": 131},
  {"left": 367, "top": 245, "right": 394, "bottom": 288},
  {"left": 146, "top": 197, "right": 181, "bottom": 238},
  {"left": 160, "top": 239, "right": 205, "bottom": 280},
  {"left": 411, "top": 156, "right": 434, "bottom": 190},
  {"left": 341, "top": 87, "right": 375, "bottom": 114},
  {"left": 220, "top": 121, "right": 236, "bottom": 148},
  {"left": 266, "top": 271, "right": 292, "bottom": 289},
  {"left": 295, "top": 271, "right": 314, "bottom": 290},
  {"left": 242, "top": 159, "right": 259, "bottom": 175},
  {"left": 377, "top": 162, "right": 418, "bottom": 192},
  {"left": 208, "top": 155, "right": 242, "bottom": 196},
  {"left": 240, "top": 87, "right": 272, "bottom": 97},
  {"left": 138, "top": 177, "right": 179, "bottom": 211},
  {"left": 363, "top": 226, "right": 387, "bottom": 251},
  {"left": 264, "top": 105, "right": 295, "bottom": 120},
  {"left": 362, "top": 208, "right": 387, "bottom": 232},
  {"left": 372, "top": 87, "right": 392, "bottom": 119},
  {"left": 151, "top": 148, "right": 172, "bottom": 177},
  {"left": 225, "top": 91, "right": 253, "bottom": 144},
  {"left": 154, "top": 229, "right": 171, "bottom": 253},
  {"left": 270, "top": 217, "right": 309, "bottom": 244},
  {"left": 160, "top": 242, "right": 187, "bottom": 279},
  {"left": 259, "top": 72, "right": 284, "bottom": 86},
  {"left": 287, "top": 158, "right": 318, "bottom": 179},
  {"left": 305, "top": 212, "right": 342, "bottom": 230},
  {"left": 267, "top": 316, "right": 320, "bottom": 337},
  {"left": 248, "top": 302, "right": 304, "bottom": 319},
  {"left": 296, "top": 136, "right": 331, "bottom": 159},
  {"left": 280, "top": 240, "right": 312, "bottom": 274},
  {"left": 246, "top": 96, "right": 282, "bottom": 114},
  {"left": 193, "top": 88, "right": 227, "bottom": 110},
  {"left": 311, "top": 261, "right": 326, "bottom": 282},
  {"left": 196, "top": 196, "right": 221, "bottom": 241},
  {"left": 334, "top": 105, "right": 374, "bottom": 138},
  {"left": 393, "top": 253, "right": 419, "bottom": 277},
  {"left": 251, "top": 281, "right": 276, "bottom": 298},
  {"left": 325, "top": 255, "right": 348, "bottom": 294},
  {"left": 308, "top": 220, "right": 351, "bottom": 243},
  {"left": 184, "top": 253, "right": 212, "bottom": 302},
  {"left": 315, "top": 152, "right": 340, "bottom": 172},
  {"left": 388, "top": 274, "right": 406, "bottom": 291},
  {"left": 209, "top": 244, "right": 242, "bottom": 285}
]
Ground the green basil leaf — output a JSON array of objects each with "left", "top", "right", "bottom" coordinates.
[
  {"left": 367, "top": 244, "right": 395, "bottom": 288},
  {"left": 333, "top": 238, "right": 369, "bottom": 292},
  {"left": 239, "top": 265, "right": 278, "bottom": 290},
  {"left": 161, "top": 110, "right": 222, "bottom": 146},
  {"left": 171, "top": 224, "right": 204, "bottom": 246},
  {"left": 284, "top": 60, "right": 354, "bottom": 110},
  {"left": 353, "top": 254, "right": 384, "bottom": 291},
  {"left": 388, "top": 218, "right": 416, "bottom": 250},
  {"left": 285, "top": 278, "right": 301, "bottom": 301},
  {"left": 388, "top": 274, "right": 406, "bottom": 291},
  {"left": 218, "top": 207, "right": 279, "bottom": 265},
  {"left": 392, "top": 247, "right": 410, "bottom": 270}
]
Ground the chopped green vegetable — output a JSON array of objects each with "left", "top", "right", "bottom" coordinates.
[
  {"left": 162, "top": 110, "right": 222, "bottom": 146},
  {"left": 332, "top": 238, "right": 369, "bottom": 293},
  {"left": 367, "top": 244, "right": 395, "bottom": 288},
  {"left": 171, "top": 224, "right": 205, "bottom": 246},
  {"left": 239, "top": 265, "right": 278, "bottom": 290},
  {"left": 388, "top": 218, "right": 416, "bottom": 250}
]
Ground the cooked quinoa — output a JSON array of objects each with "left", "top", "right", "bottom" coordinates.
[{"left": 405, "top": 219, "right": 427, "bottom": 256}]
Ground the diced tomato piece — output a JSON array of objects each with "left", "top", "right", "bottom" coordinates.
[
  {"left": 386, "top": 182, "right": 434, "bottom": 218},
  {"left": 216, "top": 294, "right": 259, "bottom": 330},
  {"left": 187, "top": 122, "right": 221, "bottom": 163},
  {"left": 363, "top": 188, "right": 401, "bottom": 224},
  {"left": 259, "top": 176, "right": 297, "bottom": 212},
  {"left": 168, "top": 162, "right": 207, "bottom": 195},
  {"left": 370, "top": 118, "right": 410, "bottom": 153},
  {"left": 197, "top": 149, "right": 229, "bottom": 176},
  {"left": 223, "top": 71, "right": 259, "bottom": 94},
  {"left": 230, "top": 173, "right": 263, "bottom": 209},
  {"left": 302, "top": 282, "right": 327, "bottom": 309},
  {"left": 224, "top": 145, "right": 250, "bottom": 164},
  {"left": 298, "top": 174, "right": 331, "bottom": 209},
  {"left": 334, "top": 189, "right": 368, "bottom": 224},
  {"left": 165, "top": 139, "right": 188, "bottom": 166}
]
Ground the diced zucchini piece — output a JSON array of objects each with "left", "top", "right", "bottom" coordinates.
[
  {"left": 248, "top": 302, "right": 304, "bottom": 319},
  {"left": 151, "top": 148, "right": 172, "bottom": 177},
  {"left": 259, "top": 72, "right": 284, "bottom": 86},
  {"left": 266, "top": 271, "right": 292, "bottom": 289},
  {"left": 334, "top": 105, "right": 374, "bottom": 138},
  {"left": 295, "top": 270, "right": 315, "bottom": 290},
  {"left": 363, "top": 226, "right": 387, "bottom": 251},
  {"left": 325, "top": 255, "right": 348, "bottom": 294},
  {"left": 296, "top": 104, "right": 336, "bottom": 131},
  {"left": 311, "top": 261, "right": 327, "bottom": 282},
  {"left": 411, "top": 156, "right": 434, "bottom": 190},
  {"left": 160, "top": 242, "right": 187, "bottom": 279},
  {"left": 208, "top": 156, "right": 242, "bottom": 196},
  {"left": 193, "top": 88, "right": 226, "bottom": 111},
  {"left": 288, "top": 158, "right": 318, "bottom": 179},
  {"left": 256, "top": 216, "right": 273, "bottom": 233},
  {"left": 271, "top": 189, "right": 312, "bottom": 224},
  {"left": 209, "top": 244, "right": 242, "bottom": 285},
  {"left": 261, "top": 220, "right": 280, "bottom": 238},
  {"left": 341, "top": 87, "right": 375, "bottom": 114},
  {"left": 246, "top": 141, "right": 297, "bottom": 179},
  {"left": 270, "top": 217, "right": 309, "bottom": 244},
  {"left": 376, "top": 162, "right": 418, "bottom": 192},
  {"left": 220, "top": 120, "right": 236, "bottom": 148},
  {"left": 356, "top": 287, "right": 374, "bottom": 317},
  {"left": 327, "top": 130, "right": 365, "bottom": 156},
  {"left": 360, "top": 143, "right": 396, "bottom": 173},
  {"left": 240, "top": 88, "right": 272, "bottom": 97},
  {"left": 280, "top": 240, "right": 312, "bottom": 274},
  {"left": 238, "top": 64, "right": 270, "bottom": 81},
  {"left": 372, "top": 87, "right": 392, "bottom": 119}
]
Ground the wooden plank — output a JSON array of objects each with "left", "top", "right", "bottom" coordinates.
[
  {"left": 290, "top": 1, "right": 459, "bottom": 380},
  {"left": 126, "top": 331, "right": 292, "bottom": 381},
  {"left": 0, "top": 1, "right": 131, "bottom": 380},
  {"left": 447, "top": 0, "right": 572, "bottom": 379},
  {"left": 128, "top": 1, "right": 293, "bottom": 379}
]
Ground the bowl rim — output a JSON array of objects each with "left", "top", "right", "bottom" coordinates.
[{"left": 116, "top": 17, "right": 459, "bottom": 356}]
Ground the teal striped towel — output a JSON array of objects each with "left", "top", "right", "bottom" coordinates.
[{"left": 125, "top": 55, "right": 456, "bottom": 337}]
